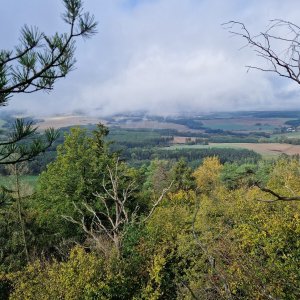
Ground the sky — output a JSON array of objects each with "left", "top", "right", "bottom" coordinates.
[{"left": 1, "top": 0, "right": 300, "bottom": 116}]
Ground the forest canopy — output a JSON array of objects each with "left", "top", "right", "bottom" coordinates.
[{"left": 1, "top": 1, "right": 300, "bottom": 300}]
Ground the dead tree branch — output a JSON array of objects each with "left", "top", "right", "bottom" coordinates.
[
  {"left": 64, "top": 159, "right": 138, "bottom": 255},
  {"left": 254, "top": 183, "right": 300, "bottom": 202},
  {"left": 142, "top": 180, "right": 174, "bottom": 223},
  {"left": 223, "top": 20, "right": 300, "bottom": 85},
  {"left": 63, "top": 160, "right": 174, "bottom": 255}
]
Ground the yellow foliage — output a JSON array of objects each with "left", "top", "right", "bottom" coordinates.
[
  {"left": 267, "top": 157, "right": 300, "bottom": 196},
  {"left": 141, "top": 250, "right": 167, "bottom": 300},
  {"left": 168, "top": 189, "right": 196, "bottom": 205},
  {"left": 146, "top": 203, "right": 190, "bottom": 246},
  {"left": 8, "top": 247, "right": 109, "bottom": 300},
  {"left": 193, "top": 157, "right": 223, "bottom": 193},
  {"left": 191, "top": 181, "right": 300, "bottom": 299}
]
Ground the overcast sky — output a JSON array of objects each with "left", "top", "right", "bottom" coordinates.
[{"left": 1, "top": 0, "right": 300, "bottom": 116}]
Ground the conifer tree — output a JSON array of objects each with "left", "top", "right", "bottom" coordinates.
[{"left": 0, "top": 0, "right": 97, "bottom": 164}]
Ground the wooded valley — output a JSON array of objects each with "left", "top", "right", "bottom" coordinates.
[
  {"left": 0, "top": 124, "right": 299, "bottom": 299},
  {"left": 1, "top": 0, "right": 300, "bottom": 298}
]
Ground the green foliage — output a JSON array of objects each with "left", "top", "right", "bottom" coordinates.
[
  {"left": 122, "top": 146, "right": 260, "bottom": 168},
  {"left": 0, "top": 0, "right": 97, "bottom": 104},
  {"left": 285, "top": 118, "right": 300, "bottom": 127},
  {"left": 32, "top": 125, "right": 143, "bottom": 254},
  {"left": 0, "top": 119, "right": 58, "bottom": 165},
  {"left": 220, "top": 162, "right": 264, "bottom": 189},
  {"left": 142, "top": 159, "right": 173, "bottom": 200},
  {"left": 1, "top": 122, "right": 300, "bottom": 299},
  {"left": 170, "top": 158, "right": 196, "bottom": 191},
  {"left": 140, "top": 211, "right": 189, "bottom": 298},
  {"left": 0, "top": 164, "right": 35, "bottom": 272},
  {"left": 0, "top": 0, "right": 97, "bottom": 167},
  {"left": 32, "top": 126, "right": 114, "bottom": 242},
  {"left": 193, "top": 156, "right": 223, "bottom": 194},
  {"left": 7, "top": 247, "right": 109, "bottom": 300},
  {"left": 190, "top": 157, "right": 300, "bottom": 299}
]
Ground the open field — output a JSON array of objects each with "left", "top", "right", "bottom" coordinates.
[
  {"left": 173, "top": 136, "right": 197, "bottom": 143},
  {"left": 36, "top": 115, "right": 197, "bottom": 132},
  {"left": 201, "top": 118, "right": 290, "bottom": 131},
  {"left": 167, "top": 142, "right": 300, "bottom": 157},
  {"left": 121, "top": 120, "right": 191, "bottom": 131},
  {"left": 0, "top": 119, "right": 6, "bottom": 128},
  {"left": 32, "top": 113, "right": 296, "bottom": 134},
  {"left": 271, "top": 132, "right": 300, "bottom": 139},
  {"left": 0, "top": 175, "right": 38, "bottom": 187},
  {"left": 36, "top": 115, "right": 285, "bottom": 133},
  {"left": 36, "top": 115, "right": 106, "bottom": 130}
]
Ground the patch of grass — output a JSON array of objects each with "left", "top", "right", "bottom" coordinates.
[
  {"left": 200, "top": 117, "right": 292, "bottom": 132},
  {"left": 271, "top": 132, "right": 300, "bottom": 139},
  {"left": 0, "top": 119, "right": 6, "bottom": 129},
  {"left": 165, "top": 142, "right": 300, "bottom": 159},
  {"left": 165, "top": 144, "right": 244, "bottom": 150},
  {"left": 0, "top": 175, "right": 38, "bottom": 188},
  {"left": 108, "top": 128, "right": 162, "bottom": 143},
  {"left": 201, "top": 120, "right": 276, "bottom": 131}
]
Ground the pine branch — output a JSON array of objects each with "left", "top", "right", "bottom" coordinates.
[{"left": 0, "top": 0, "right": 97, "bottom": 104}]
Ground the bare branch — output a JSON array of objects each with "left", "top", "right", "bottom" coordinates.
[
  {"left": 65, "top": 159, "right": 138, "bottom": 255},
  {"left": 142, "top": 180, "right": 174, "bottom": 223},
  {"left": 255, "top": 183, "right": 300, "bottom": 202},
  {"left": 223, "top": 20, "right": 300, "bottom": 85}
]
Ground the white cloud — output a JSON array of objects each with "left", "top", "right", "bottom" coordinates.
[
  {"left": 2, "top": 0, "right": 300, "bottom": 116},
  {"left": 80, "top": 47, "right": 274, "bottom": 115}
]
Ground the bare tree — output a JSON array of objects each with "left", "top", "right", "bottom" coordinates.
[
  {"left": 223, "top": 20, "right": 300, "bottom": 202},
  {"left": 254, "top": 182, "right": 300, "bottom": 202},
  {"left": 224, "top": 20, "right": 300, "bottom": 84},
  {"left": 63, "top": 159, "right": 173, "bottom": 256}
]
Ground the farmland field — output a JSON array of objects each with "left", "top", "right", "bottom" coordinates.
[
  {"left": 201, "top": 118, "right": 290, "bottom": 131},
  {"left": 121, "top": 120, "right": 190, "bottom": 131},
  {"left": 36, "top": 115, "right": 106, "bottom": 130},
  {"left": 271, "top": 131, "right": 300, "bottom": 139},
  {"left": 166, "top": 142, "right": 300, "bottom": 157},
  {"left": 35, "top": 115, "right": 198, "bottom": 132},
  {"left": 29, "top": 113, "right": 299, "bottom": 135}
]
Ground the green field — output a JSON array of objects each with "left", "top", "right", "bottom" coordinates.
[
  {"left": 271, "top": 131, "right": 300, "bottom": 139},
  {"left": 166, "top": 144, "right": 244, "bottom": 150},
  {"left": 0, "top": 175, "right": 38, "bottom": 188},
  {"left": 201, "top": 118, "right": 288, "bottom": 132},
  {"left": 0, "top": 119, "right": 6, "bottom": 128},
  {"left": 108, "top": 128, "right": 162, "bottom": 143},
  {"left": 165, "top": 142, "right": 300, "bottom": 159}
]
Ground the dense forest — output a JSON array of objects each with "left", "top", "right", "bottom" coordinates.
[
  {"left": 0, "top": 124, "right": 299, "bottom": 299},
  {"left": 1, "top": 0, "right": 300, "bottom": 298},
  {"left": 0, "top": 121, "right": 262, "bottom": 175}
]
